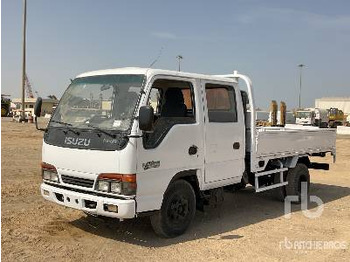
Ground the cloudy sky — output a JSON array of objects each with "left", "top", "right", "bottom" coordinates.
[{"left": 2, "top": 0, "right": 350, "bottom": 109}]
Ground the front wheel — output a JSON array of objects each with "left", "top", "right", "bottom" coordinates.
[{"left": 150, "top": 179, "right": 196, "bottom": 238}]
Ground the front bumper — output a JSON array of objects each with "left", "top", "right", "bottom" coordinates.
[{"left": 41, "top": 183, "right": 135, "bottom": 219}]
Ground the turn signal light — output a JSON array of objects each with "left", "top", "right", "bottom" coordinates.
[
  {"left": 41, "top": 162, "right": 57, "bottom": 173},
  {"left": 98, "top": 173, "right": 136, "bottom": 182}
]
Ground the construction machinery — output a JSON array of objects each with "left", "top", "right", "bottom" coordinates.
[
  {"left": 25, "top": 74, "right": 35, "bottom": 98},
  {"left": 11, "top": 74, "right": 39, "bottom": 121},
  {"left": 1, "top": 95, "right": 11, "bottom": 117},
  {"left": 328, "top": 107, "right": 344, "bottom": 128}
]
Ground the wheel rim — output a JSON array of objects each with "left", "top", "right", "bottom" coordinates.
[{"left": 167, "top": 194, "right": 189, "bottom": 224}]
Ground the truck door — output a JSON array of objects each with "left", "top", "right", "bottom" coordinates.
[
  {"left": 203, "top": 81, "right": 245, "bottom": 184},
  {"left": 136, "top": 77, "right": 205, "bottom": 212}
]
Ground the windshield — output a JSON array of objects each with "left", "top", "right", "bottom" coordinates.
[
  {"left": 296, "top": 111, "right": 312, "bottom": 118},
  {"left": 50, "top": 74, "right": 144, "bottom": 131}
]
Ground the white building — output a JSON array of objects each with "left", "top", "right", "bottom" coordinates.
[
  {"left": 12, "top": 97, "right": 59, "bottom": 117},
  {"left": 315, "top": 97, "right": 350, "bottom": 114}
]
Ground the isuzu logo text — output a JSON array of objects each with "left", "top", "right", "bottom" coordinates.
[{"left": 64, "top": 137, "right": 91, "bottom": 147}]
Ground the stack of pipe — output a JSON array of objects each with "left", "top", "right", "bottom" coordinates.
[
  {"left": 280, "top": 101, "right": 286, "bottom": 127},
  {"left": 270, "top": 100, "right": 278, "bottom": 126}
]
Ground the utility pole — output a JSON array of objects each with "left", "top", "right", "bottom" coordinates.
[
  {"left": 21, "top": 0, "right": 27, "bottom": 121},
  {"left": 298, "top": 64, "right": 305, "bottom": 109},
  {"left": 176, "top": 55, "right": 183, "bottom": 71}
]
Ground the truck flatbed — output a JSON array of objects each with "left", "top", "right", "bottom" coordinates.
[{"left": 254, "top": 125, "right": 336, "bottom": 160}]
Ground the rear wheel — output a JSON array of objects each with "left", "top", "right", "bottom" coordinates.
[
  {"left": 285, "top": 163, "right": 310, "bottom": 203},
  {"left": 150, "top": 179, "right": 196, "bottom": 238}
]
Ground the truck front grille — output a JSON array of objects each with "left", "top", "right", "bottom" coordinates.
[{"left": 61, "top": 175, "right": 94, "bottom": 188}]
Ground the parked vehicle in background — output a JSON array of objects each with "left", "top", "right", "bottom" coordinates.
[
  {"left": 346, "top": 115, "right": 350, "bottom": 126},
  {"left": 295, "top": 108, "right": 328, "bottom": 127},
  {"left": 12, "top": 110, "right": 33, "bottom": 122},
  {"left": 314, "top": 108, "right": 329, "bottom": 127},
  {"left": 34, "top": 68, "right": 336, "bottom": 238},
  {"left": 1, "top": 95, "right": 11, "bottom": 117},
  {"left": 328, "top": 108, "right": 344, "bottom": 128}
]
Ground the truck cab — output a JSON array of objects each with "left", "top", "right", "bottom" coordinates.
[
  {"left": 38, "top": 68, "right": 246, "bottom": 237},
  {"left": 295, "top": 110, "right": 314, "bottom": 125}
]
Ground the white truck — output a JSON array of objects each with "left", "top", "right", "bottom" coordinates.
[
  {"left": 295, "top": 108, "right": 328, "bottom": 127},
  {"left": 34, "top": 68, "right": 336, "bottom": 238}
]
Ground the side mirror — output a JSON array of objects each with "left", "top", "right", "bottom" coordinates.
[
  {"left": 139, "top": 105, "right": 154, "bottom": 131},
  {"left": 34, "top": 97, "right": 42, "bottom": 117},
  {"left": 34, "top": 97, "right": 46, "bottom": 131}
]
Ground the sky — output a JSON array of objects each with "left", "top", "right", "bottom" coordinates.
[{"left": 2, "top": 0, "right": 350, "bottom": 109}]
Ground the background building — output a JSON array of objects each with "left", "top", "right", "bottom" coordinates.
[
  {"left": 315, "top": 97, "right": 350, "bottom": 114},
  {"left": 12, "top": 97, "right": 59, "bottom": 117}
]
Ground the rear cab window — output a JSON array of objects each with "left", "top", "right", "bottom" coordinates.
[{"left": 205, "top": 83, "right": 237, "bottom": 122}]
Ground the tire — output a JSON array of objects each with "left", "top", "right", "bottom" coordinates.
[
  {"left": 150, "top": 179, "right": 196, "bottom": 238},
  {"left": 285, "top": 163, "right": 310, "bottom": 203}
]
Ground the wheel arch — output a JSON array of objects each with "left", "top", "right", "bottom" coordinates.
[
  {"left": 297, "top": 156, "right": 311, "bottom": 167},
  {"left": 277, "top": 155, "right": 310, "bottom": 169},
  {"left": 168, "top": 169, "right": 201, "bottom": 199}
]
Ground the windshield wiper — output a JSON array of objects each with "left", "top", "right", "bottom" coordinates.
[
  {"left": 86, "top": 124, "right": 116, "bottom": 138},
  {"left": 50, "top": 120, "right": 80, "bottom": 135}
]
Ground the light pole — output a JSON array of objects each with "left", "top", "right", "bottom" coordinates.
[
  {"left": 21, "top": 0, "right": 27, "bottom": 121},
  {"left": 298, "top": 64, "right": 305, "bottom": 109},
  {"left": 176, "top": 55, "right": 183, "bottom": 71}
]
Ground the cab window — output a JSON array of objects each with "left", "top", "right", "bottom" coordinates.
[
  {"left": 205, "top": 84, "right": 237, "bottom": 122},
  {"left": 143, "top": 79, "right": 196, "bottom": 149}
]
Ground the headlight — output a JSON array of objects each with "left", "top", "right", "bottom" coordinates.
[
  {"left": 96, "top": 173, "right": 136, "bottom": 195},
  {"left": 43, "top": 170, "right": 52, "bottom": 180},
  {"left": 43, "top": 170, "right": 59, "bottom": 182},
  {"left": 50, "top": 173, "right": 59, "bottom": 182},
  {"left": 97, "top": 180, "right": 110, "bottom": 192},
  {"left": 110, "top": 181, "right": 121, "bottom": 194}
]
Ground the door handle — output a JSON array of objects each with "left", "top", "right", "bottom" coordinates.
[
  {"left": 233, "top": 142, "right": 240, "bottom": 150},
  {"left": 188, "top": 145, "right": 198, "bottom": 155}
]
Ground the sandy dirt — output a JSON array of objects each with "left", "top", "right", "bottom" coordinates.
[{"left": 1, "top": 118, "right": 350, "bottom": 261}]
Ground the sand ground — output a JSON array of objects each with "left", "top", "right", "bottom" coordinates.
[{"left": 1, "top": 118, "right": 349, "bottom": 261}]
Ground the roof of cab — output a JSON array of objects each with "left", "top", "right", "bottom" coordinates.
[{"left": 76, "top": 67, "right": 237, "bottom": 83}]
